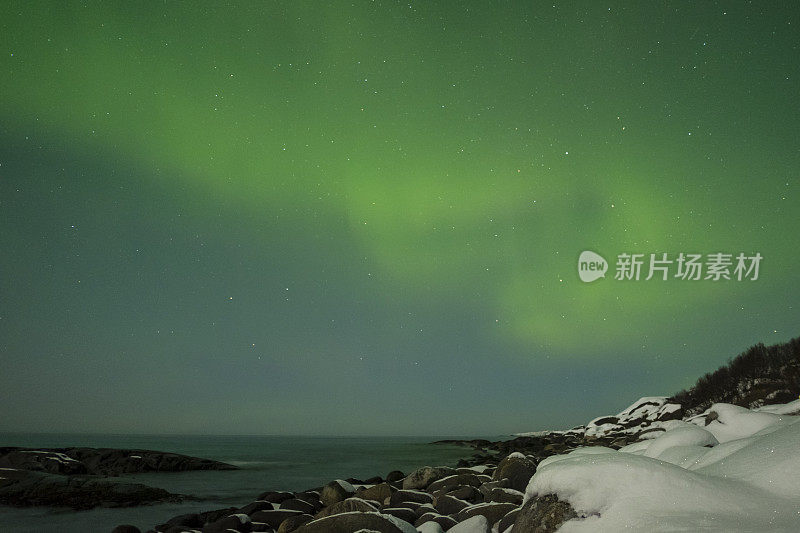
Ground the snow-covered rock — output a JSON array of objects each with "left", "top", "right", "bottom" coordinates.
[{"left": 523, "top": 400, "right": 800, "bottom": 531}]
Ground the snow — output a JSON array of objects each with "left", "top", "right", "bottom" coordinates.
[
  {"left": 691, "top": 403, "right": 789, "bottom": 443},
  {"left": 642, "top": 425, "right": 718, "bottom": 459},
  {"left": 757, "top": 398, "right": 800, "bottom": 415},
  {"left": 18, "top": 451, "right": 80, "bottom": 464},
  {"left": 447, "top": 514, "right": 490, "bottom": 532},
  {"left": 538, "top": 446, "right": 616, "bottom": 469},
  {"left": 523, "top": 401, "right": 800, "bottom": 531}
]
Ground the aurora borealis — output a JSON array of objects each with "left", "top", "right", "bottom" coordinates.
[{"left": 1, "top": 1, "right": 798, "bottom": 436}]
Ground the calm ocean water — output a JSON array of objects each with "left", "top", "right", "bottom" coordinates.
[{"left": 0, "top": 433, "right": 491, "bottom": 532}]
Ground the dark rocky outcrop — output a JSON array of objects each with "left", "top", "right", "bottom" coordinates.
[
  {"left": 0, "top": 468, "right": 185, "bottom": 510},
  {"left": 512, "top": 494, "right": 578, "bottom": 532},
  {"left": 0, "top": 447, "right": 237, "bottom": 476}
]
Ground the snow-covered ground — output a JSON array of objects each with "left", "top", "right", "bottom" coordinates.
[{"left": 523, "top": 399, "right": 800, "bottom": 532}]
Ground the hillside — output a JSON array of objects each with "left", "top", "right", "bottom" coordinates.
[{"left": 669, "top": 336, "right": 800, "bottom": 416}]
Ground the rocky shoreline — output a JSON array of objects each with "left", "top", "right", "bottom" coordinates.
[
  {"left": 3, "top": 394, "right": 798, "bottom": 532},
  {"left": 100, "top": 397, "right": 688, "bottom": 532}
]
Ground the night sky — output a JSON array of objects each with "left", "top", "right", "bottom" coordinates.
[{"left": 1, "top": 2, "right": 798, "bottom": 436}]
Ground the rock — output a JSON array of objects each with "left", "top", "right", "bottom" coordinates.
[
  {"left": 414, "top": 512, "right": 457, "bottom": 530},
  {"left": 257, "top": 490, "right": 295, "bottom": 504},
  {"left": 485, "top": 487, "right": 523, "bottom": 505},
  {"left": 381, "top": 507, "right": 417, "bottom": 524},
  {"left": 314, "top": 497, "right": 378, "bottom": 518},
  {"left": 445, "top": 485, "right": 483, "bottom": 503},
  {"left": 0, "top": 469, "right": 183, "bottom": 510},
  {"left": 427, "top": 473, "right": 486, "bottom": 493},
  {"left": 294, "top": 511, "right": 415, "bottom": 532},
  {"left": 293, "top": 491, "right": 323, "bottom": 512},
  {"left": 477, "top": 479, "right": 510, "bottom": 498},
  {"left": 402, "top": 466, "right": 457, "bottom": 490},
  {"left": 197, "top": 507, "right": 239, "bottom": 524},
  {"left": 491, "top": 453, "right": 537, "bottom": 492},
  {"left": 388, "top": 500, "right": 424, "bottom": 512},
  {"left": 447, "top": 514, "right": 490, "bottom": 533},
  {"left": 250, "top": 509, "right": 305, "bottom": 529},
  {"left": 389, "top": 489, "right": 433, "bottom": 506},
  {"left": 319, "top": 479, "right": 355, "bottom": 506},
  {"left": 111, "top": 526, "right": 141, "bottom": 533},
  {"left": 276, "top": 513, "right": 314, "bottom": 533},
  {"left": 0, "top": 447, "right": 237, "bottom": 477},
  {"left": 381, "top": 506, "right": 418, "bottom": 523},
  {"left": 456, "top": 502, "right": 518, "bottom": 526},
  {"left": 156, "top": 512, "right": 204, "bottom": 531},
  {"left": 238, "top": 501, "right": 274, "bottom": 515},
  {"left": 497, "top": 508, "right": 520, "bottom": 532},
  {"left": 386, "top": 470, "right": 405, "bottom": 482},
  {"left": 415, "top": 502, "right": 437, "bottom": 517},
  {"left": 355, "top": 482, "right": 395, "bottom": 504},
  {"left": 202, "top": 513, "right": 252, "bottom": 533},
  {"left": 417, "top": 522, "right": 445, "bottom": 533},
  {"left": 512, "top": 494, "right": 577, "bottom": 532},
  {"left": 433, "top": 494, "right": 470, "bottom": 515},
  {"left": 280, "top": 498, "right": 316, "bottom": 514}
]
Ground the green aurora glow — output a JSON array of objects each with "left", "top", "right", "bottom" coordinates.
[{"left": 1, "top": 2, "right": 798, "bottom": 435}]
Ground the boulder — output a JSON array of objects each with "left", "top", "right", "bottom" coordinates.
[
  {"left": 355, "top": 482, "right": 395, "bottom": 505},
  {"left": 402, "top": 466, "right": 456, "bottom": 490},
  {"left": 415, "top": 502, "right": 437, "bottom": 517},
  {"left": 386, "top": 470, "right": 405, "bottom": 482},
  {"left": 491, "top": 453, "right": 537, "bottom": 492},
  {"left": 294, "top": 511, "right": 416, "bottom": 533},
  {"left": 512, "top": 494, "right": 577, "bottom": 532},
  {"left": 238, "top": 501, "right": 274, "bottom": 515},
  {"left": 250, "top": 509, "right": 305, "bottom": 529},
  {"left": 445, "top": 485, "right": 482, "bottom": 503},
  {"left": 381, "top": 506, "right": 418, "bottom": 523},
  {"left": 319, "top": 479, "right": 355, "bottom": 506},
  {"left": 280, "top": 498, "right": 316, "bottom": 514},
  {"left": 257, "top": 490, "right": 295, "bottom": 504},
  {"left": 497, "top": 508, "right": 520, "bottom": 532},
  {"left": 433, "top": 494, "right": 470, "bottom": 515},
  {"left": 456, "top": 502, "right": 518, "bottom": 526},
  {"left": 389, "top": 489, "right": 433, "bottom": 506},
  {"left": 417, "top": 522, "right": 445, "bottom": 533},
  {"left": 427, "top": 473, "right": 486, "bottom": 493},
  {"left": 447, "top": 514, "right": 490, "bottom": 533},
  {"left": 276, "top": 513, "right": 314, "bottom": 533},
  {"left": 485, "top": 487, "right": 523, "bottom": 505},
  {"left": 202, "top": 513, "right": 252, "bottom": 533},
  {"left": 414, "top": 512, "right": 457, "bottom": 530},
  {"left": 314, "top": 497, "right": 378, "bottom": 518}
]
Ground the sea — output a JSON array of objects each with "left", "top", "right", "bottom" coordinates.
[{"left": 0, "top": 433, "right": 495, "bottom": 533}]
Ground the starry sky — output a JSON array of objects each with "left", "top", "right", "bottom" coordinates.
[{"left": 1, "top": 2, "right": 798, "bottom": 436}]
